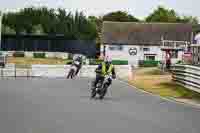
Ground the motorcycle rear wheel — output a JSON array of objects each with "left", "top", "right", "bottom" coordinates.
[
  {"left": 67, "top": 69, "right": 75, "bottom": 79},
  {"left": 91, "top": 89, "right": 96, "bottom": 98},
  {"left": 99, "top": 87, "right": 107, "bottom": 100}
]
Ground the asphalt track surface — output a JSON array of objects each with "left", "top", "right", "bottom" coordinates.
[{"left": 0, "top": 78, "right": 200, "bottom": 133}]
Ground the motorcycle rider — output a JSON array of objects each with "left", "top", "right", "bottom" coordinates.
[
  {"left": 91, "top": 56, "right": 116, "bottom": 90},
  {"left": 73, "top": 55, "right": 83, "bottom": 76},
  {"left": 67, "top": 55, "right": 83, "bottom": 78}
]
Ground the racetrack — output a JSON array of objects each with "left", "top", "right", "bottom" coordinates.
[{"left": 0, "top": 78, "right": 200, "bottom": 133}]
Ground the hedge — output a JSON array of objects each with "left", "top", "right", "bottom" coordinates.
[
  {"left": 33, "top": 53, "right": 46, "bottom": 58},
  {"left": 13, "top": 51, "right": 25, "bottom": 57},
  {"left": 139, "top": 60, "right": 160, "bottom": 67},
  {"left": 89, "top": 59, "right": 128, "bottom": 65},
  {"left": 66, "top": 60, "right": 73, "bottom": 64},
  {"left": 89, "top": 59, "right": 103, "bottom": 65},
  {"left": 112, "top": 60, "right": 128, "bottom": 65}
]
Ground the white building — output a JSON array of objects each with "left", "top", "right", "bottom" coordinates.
[
  {"left": 102, "top": 22, "right": 194, "bottom": 67},
  {"left": 195, "top": 33, "right": 200, "bottom": 44}
]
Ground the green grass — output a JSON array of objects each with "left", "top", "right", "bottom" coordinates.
[
  {"left": 158, "top": 82, "right": 200, "bottom": 100},
  {"left": 8, "top": 57, "right": 70, "bottom": 65},
  {"left": 15, "top": 64, "right": 32, "bottom": 69},
  {"left": 143, "top": 68, "right": 166, "bottom": 75},
  {"left": 130, "top": 67, "right": 200, "bottom": 100}
]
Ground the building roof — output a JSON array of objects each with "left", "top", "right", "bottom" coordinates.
[{"left": 102, "top": 21, "right": 194, "bottom": 45}]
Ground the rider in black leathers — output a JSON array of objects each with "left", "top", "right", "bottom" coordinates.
[
  {"left": 67, "top": 55, "right": 82, "bottom": 78},
  {"left": 91, "top": 57, "right": 116, "bottom": 90},
  {"left": 73, "top": 55, "right": 83, "bottom": 76}
]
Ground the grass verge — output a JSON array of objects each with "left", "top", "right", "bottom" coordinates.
[
  {"left": 129, "top": 67, "right": 200, "bottom": 101},
  {"left": 7, "top": 57, "right": 69, "bottom": 65}
]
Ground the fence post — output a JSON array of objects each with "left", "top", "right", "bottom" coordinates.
[
  {"left": 79, "top": 65, "right": 82, "bottom": 78},
  {"left": 27, "top": 67, "right": 29, "bottom": 79},
  {"left": 1, "top": 68, "right": 3, "bottom": 78},
  {"left": 14, "top": 64, "right": 16, "bottom": 78}
]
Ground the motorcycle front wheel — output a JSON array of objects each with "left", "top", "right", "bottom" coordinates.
[
  {"left": 67, "top": 69, "right": 75, "bottom": 79},
  {"left": 91, "top": 89, "right": 96, "bottom": 98},
  {"left": 99, "top": 86, "right": 108, "bottom": 100}
]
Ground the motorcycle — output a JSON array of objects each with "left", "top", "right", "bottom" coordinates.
[
  {"left": 90, "top": 74, "right": 112, "bottom": 99},
  {"left": 67, "top": 61, "right": 80, "bottom": 79}
]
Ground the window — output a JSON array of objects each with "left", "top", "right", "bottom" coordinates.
[
  {"left": 146, "top": 56, "right": 155, "bottom": 61},
  {"left": 171, "top": 51, "right": 178, "bottom": 59},
  {"left": 143, "top": 48, "right": 150, "bottom": 52},
  {"left": 109, "top": 45, "right": 123, "bottom": 51}
]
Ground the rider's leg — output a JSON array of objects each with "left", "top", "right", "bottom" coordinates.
[
  {"left": 91, "top": 75, "right": 103, "bottom": 90},
  {"left": 106, "top": 78, "right": 112, "bottom": 88},
  {"left": 67, "top": 71, "right": 70, "bottom": 78},
  {"left": 71, "top": 72, "right": 73, "bottom": 78},
  {"left": 99, "top": 76, "right": 105, "bottom": 87},
  {"left": 91, "top": 76, "right": 98, "bottom": 90},
  {"left": 75, "top": 67, "right": 80, "bottom": 75}
]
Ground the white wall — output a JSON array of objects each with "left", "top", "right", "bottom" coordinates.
[
  {"left": 104, "top": 45, "right": 183, "bottom": 66},
  {"left": 3, "top": 51, "right": 69, "bottom": 59},
  {"left": 1, "top": 64, "right": 131, "bottom": 79},
  {"left": 140, "top": 46, "right": 163, "bottom": 61},
  {"left": 104, "top": 45, "right": 163, "bottom": 67},
  {"left": 105, "top": 45, "right": 140, "bottom": 67}
]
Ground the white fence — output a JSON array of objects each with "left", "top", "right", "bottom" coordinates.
[
  {"left": 0, "top": 64, "right": 132, "bottom": 79},
  {"left": 1, "top": 51, "right": 69, "bottom": 59},
  {"left": 171, "top": 65, "right": 200, "bottom": 93}
]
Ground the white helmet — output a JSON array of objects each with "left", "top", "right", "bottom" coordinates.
[{"left": 104, "top": 56, "right": 112, "bottom": 63}]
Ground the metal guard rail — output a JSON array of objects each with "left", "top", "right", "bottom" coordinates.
[{"left": 171, "top": 65, "right": 200, "bottom": 93}]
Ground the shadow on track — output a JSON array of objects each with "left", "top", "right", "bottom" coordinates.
[{"left": 79, "top": 95, "right": 120, "bottom": 102}]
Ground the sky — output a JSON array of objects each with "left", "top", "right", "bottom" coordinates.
[{"left": 0, "top": 0, "right": 199, "bottom": 20}]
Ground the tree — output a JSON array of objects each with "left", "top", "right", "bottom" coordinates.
[
  {"left": 2, "top": 7, "right": 97, "bottom": 40},
  {"left": 31, "top": 24, "right": 44, "bottom": 35},
  {"left": 179, "top": 16, "right": 199, "bottom": 24},
  {"left": 2, "top": 24, "right": 16, "bottom": 34},
  {"left": 146, "top": 6, "right": 178, "bottom": 22},
  {"left": 146, "top": 6, "right": 199, "bottom": 24},
  {"left": 88, "top": 16, "right": 103, "bottom": 42},
  {"left": 103, "top": 11, "right": 139, "bottom": 22},
  {"left": 56, "top": 8, "right": 68, "bottom": 35}
]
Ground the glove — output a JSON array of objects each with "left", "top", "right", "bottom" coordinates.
[
  {"left": 112, "top": 75, "right": 116, "bottom": 79},
  {"left": 95, "top": 69, "right": 101, "bottom": 73}
]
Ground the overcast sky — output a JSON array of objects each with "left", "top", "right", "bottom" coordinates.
[{"left": 0, "top": 0, "right": 199, "bottom": 20}]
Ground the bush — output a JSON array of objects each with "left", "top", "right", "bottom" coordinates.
[
  {"left": 139, "top": 60, "right": 159, "bottom": 67},
  {"left": 89, "top": 59, "right": 128, "bottom": 65},
  {"left": 33, "top": 53, "right": 46, "bottom": 58},
  {"left": 89, "top": 59, "right": 103, "bottom": 65},
  {"left": 13, "top": 51, "right": 25, "bottom": 57},
  {"left": 176, "top": 60, "right": 183, "bottom": 64},
  {"left": 112, "top": 60, "right": 128, "bottom": 65},
  {"left": 68, "top": 53, "right": 74, "bottom": 60},
  {"left": 66, "top": 60, "right": 72, "bottom": 64}
]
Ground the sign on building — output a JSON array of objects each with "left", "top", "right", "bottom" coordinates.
[{"left": 129, "top": 48, "right": 137, "bottom": 56}]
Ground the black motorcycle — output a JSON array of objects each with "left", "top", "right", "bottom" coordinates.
[
  {"left": 90, "top": 74, "right": 112, "bottom": 99},
  {"left": 67, "top": 61, "right": 80, "bottom": 79}
]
